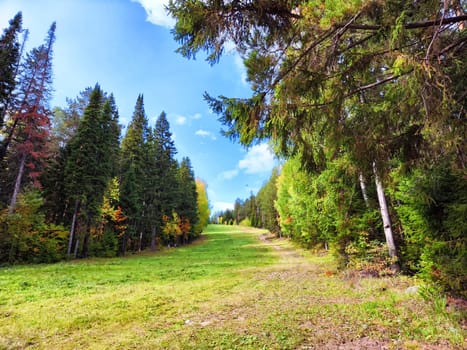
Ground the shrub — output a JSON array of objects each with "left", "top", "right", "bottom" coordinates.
[
  {"left": 0, "top": 189, "right": 67, "bottom": 264},
  {"left": 391, "top": 164, "right": 467, "bottom": 296}
]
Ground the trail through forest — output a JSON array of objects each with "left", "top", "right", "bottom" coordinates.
[{"left": 0, "top": 225, "right": 464, "bottom": 349}]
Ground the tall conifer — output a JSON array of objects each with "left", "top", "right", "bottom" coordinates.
[
  {"left": 8, "top": 22, "right": 55, "bottom": 213},
  {"left": 64, "top": 85, "right": 117, "bottom": 257},
  {"left": 0, "top": 12, "right": 22, "bottom": 131},
  {"left": 176, "top": 157, "right": 198, "bottom": 242},
  {"left": 119, "top": 95, "right": 149, "bottom": 253}
]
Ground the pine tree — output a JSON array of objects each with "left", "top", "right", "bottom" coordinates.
[
  {"left": 169, "top": 0, "right": 467, "bottom": 274},
  {"left": 64, "top": 85, "right": 117, "bottom": 257},
  {"left": 8, "top": 22, "right": 55, "bottom": 213},
  {"left": 176, "top": 157, "right": 198, "bottom": 243},
  {"left": 0, "top": 12, "right": 22, "bottom": 131},
  {"left": 256, "top": 167, "right": 280, "bottom": 234},
  {"left": 42, "top": 88, "right": 112, "bottom": 225},
  {"left": 153, "top": 111, "right": 178, "bottom": 221},
  {"left": 119, "top": 94, "right": 149, "bottom": 253},
  {"left": 144, "top": 111, "right": 178, "bottom": 249}
]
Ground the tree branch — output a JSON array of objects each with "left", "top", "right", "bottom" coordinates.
[
  {"left": 439, "top": 35, "right": 467, "bottom": 55},
  {"left": 335, "top": 15, "right": 467, "bottom": 31}
]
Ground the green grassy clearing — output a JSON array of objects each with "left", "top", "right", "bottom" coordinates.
[{"left": 0, "top": 225, "right": 465, "bottom": 349}]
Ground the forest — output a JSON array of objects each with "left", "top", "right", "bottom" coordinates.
[
  {"left": 0, "top": 12, "right": 210, "bottom": 263},
  {"left": 175, "top": 0, "right": 467, "bottom": 297},
  {"left": 0, "top": 0, "right": 466, "bottom": 301}
]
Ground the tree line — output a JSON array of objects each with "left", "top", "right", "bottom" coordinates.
[
  {"left": 171, "top": 0, "right": 466, "bottom": 297},
  {"left": 0, "top": 13, "right": 210, "bottom": 264}
]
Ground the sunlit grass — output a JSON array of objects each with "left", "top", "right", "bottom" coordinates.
[{"left": 0, "top": 225, "right": 464, "bottom": 349}]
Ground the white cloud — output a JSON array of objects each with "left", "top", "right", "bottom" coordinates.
[
  {"left": 219, "top": 169, "right": 239, "bottom": 180},
  {"left": 132, "top": 0, "right": 175, "bottom": 28},
  {"left": 195, "top": 129, "right": 210, "bottom": 137},
  {"left": 192, "top": 113, "right": 202, "bottom": 120},
  {"left": 217, "top": 143, "right": 275, "bottom": 184},
  {"left": 238, "top": 143, "right": 275, "bottom": 174},
  {"left": 175, "top": 115, "right": 187, "bottom": 125},
  {"left": 195, "top": 129, "right": 217, "bottom": 140},
  {"left": 212, "top": 201, "right": 234, "bottom": 213}
]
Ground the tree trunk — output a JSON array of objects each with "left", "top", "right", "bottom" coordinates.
[
  {"left": 150, "top": 226, "right": 157, "bottom": 251},
  {"left": 359, "top": 172, "right": 370, "bottom": 208},
  {"left": 67, "top": 200, "right": 80, "bottom": 256},
  {"left": 121, "top": 234, "right": 127, "bottom": 256},
  {"left": 81, "top": 217, "right": 91, "bottom": 258},
  {"left": 373, "top": 163, "right": 398, "bottom": 264},
  {"left": 73, "top": 238, "right": 79, "bottom": 258},
  {"left": 139, "top": 231, "right": 143, "bottom": 252},
  {"left": 8, "top": 153, "right": 26, "bottom": 214}
]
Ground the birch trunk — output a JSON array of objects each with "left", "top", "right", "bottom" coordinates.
[
  {"left": 67, "top": 200, "right": 80, "bottom": 256},
  {"left": 373, "top": 163, "right": 398, "bottom": 260},
  {"left": 359, "top": 172, "right": 370, "bottom": 208},
  {"left": 8, "top": 153, "right": 26, "bottom": 214},
  {"left": 73, "top": 239, "right": 79, "bottom": 258}
]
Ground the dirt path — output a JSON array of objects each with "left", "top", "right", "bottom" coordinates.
[{"left": 196, "top": 229, "right": 461, "bottom": 350}]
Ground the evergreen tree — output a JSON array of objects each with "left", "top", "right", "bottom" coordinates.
[
  {"left": 256, "top": 167, "right": 280, "bottom": 234},
  {"left": 119, "top": 94, "right": 149, "bottom": 253},
  {"left": 176, "top": 157, "right": 198, "bottom": 243},
  {"left": 64, "top": 85, "right": 117, "bottom": 257},
  {"left": 143, "top": 111, "right": 179, "bottom": 248},
  {"left": 7, "top": 22, "right": 55, "bottom": 213},
  {"left": 0, "top": 12, "right": 22, "bottom": 131},
  {"left": 169, "top": 0, "right": 466, "bottom": 280},
  {"left": 153, "top": 111, "right": 178, "bottom": 221},
  {"left": 42, "top": 88, "right": 114, "bottom": 225}
]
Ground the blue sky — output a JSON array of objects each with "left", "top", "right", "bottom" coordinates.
[{"left": 0, "top": 0, "right": 278, "bottom": 213}]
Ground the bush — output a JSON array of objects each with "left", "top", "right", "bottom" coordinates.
[
  {"left": 89, "top": 227, "right": 118, "bottom": 257},
  {"left": 0, "top": 190, "right": 68, "bottom": 264},
  {"left": 391, "top": 164, "right": 467, "bottom": 296},
  {"left": 239, "top": 217, "right": 251, "bottom": 227}
]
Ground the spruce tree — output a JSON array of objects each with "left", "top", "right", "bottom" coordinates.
[
  {"left": 145, "top": 111, "right": 179, "bottom": 247},
  {"left": 64, "top": 85, "right": 117, "bottom": 257},
  {"left": 0, "top": 12, "right": 22, "bottom": 131},
  {"left": 153, "top": 111, "right": 178, "bottom": 218},
  {"left": 176, "top": 157, "right": 198, "bottom": 243},
  {"left": 119, "top": 95, "right": 149, "bottom": 253}
]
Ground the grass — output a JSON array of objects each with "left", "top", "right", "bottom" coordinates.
[{"left": 0, "top": 224, "right": 465, "bottom": 349}]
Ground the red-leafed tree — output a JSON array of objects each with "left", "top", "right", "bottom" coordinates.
[{"left": 8, "top": 23, "right": 55, "bottom": 213}]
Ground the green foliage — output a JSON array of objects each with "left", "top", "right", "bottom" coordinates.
[
  {"left": 89, "top": 227, "right": 118, "bottom": 258},
  {"left": 239, "top": 217, "right": 251, "bottom": 227},
  {"left": 176, "top": 157, "right": 198, "bottom": 241},
  {"left": 64, "top": 85, "right": 119, "bottom": 257},
  {"left": 275, "top": 155, "right": 373, "bottom": 258},
  {"left": 256, "top": 167, "right": 280, "bottom": 234},
  {"left": 194, "top": 179, "right": 210, "bottom": 234},
  {"left": 391, "top": 164, "right": 467, "bottom": 296},
  {"left": 162, "top": 212, "right": 182, "bottom": 245},
  {"left": 0, "top": 190, "right": 67, "bottom": 264},
  {"left": 119, "top": 95, "right": 150, "bottom": 252},
  {"left": 170, "top": 0, "right": 466, "bottom": 300},
  {"left": 0, "top": 12, "right": 22, "bottom": 132}
]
